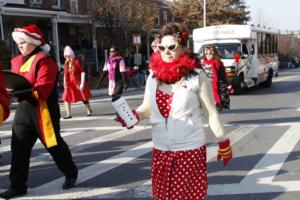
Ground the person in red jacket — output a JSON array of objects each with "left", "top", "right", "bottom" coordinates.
[
  {"left": 0, "top": 61, "right": 10, "bottom": 160},
  {"left": 62, "top": 45, "right": 92, "bottom": 119},
  {"left": 203, "top": 45, "right": 233, "bottom": 112},
  {"left": 0, "top": 61, "right": 10, "bottom": 126},
  {"left": 0, "top": 24, "right": 78, "bottom": 199}
]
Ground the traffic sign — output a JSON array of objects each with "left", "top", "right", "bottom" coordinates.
[{"left": 133, "top": 34, "right": 141, "bottom": 46}]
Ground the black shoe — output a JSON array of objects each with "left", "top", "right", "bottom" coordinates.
[
  {"left": 0, "top": 189, "right": 27, "bottom": 199},
  {"left": 63, "top": 115, "right": 72, "bottom": 119},
  {"left": 62, "top": 177, "right": 77, "bottom": 190}
]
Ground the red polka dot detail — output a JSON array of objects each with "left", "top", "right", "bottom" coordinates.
[
  {"left": 156, "top": 90, "right": 174, "bottom": 119},
  {"left": 152, "top": 146, "right": 208, "bottom": 200}
]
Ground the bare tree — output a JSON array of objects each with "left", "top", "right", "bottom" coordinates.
[
  {"left": 278, "top": 34, "right": 300, "bottom": 68},
  {"left": 278, "top": 35, "right": 291, "bottom": 56},
  {"left": 92, "top": 0, "right": 158, "bottom": 52},
  {"left": 168, "top": 0, "right": 250, "bottom": 30},
  {"left": 254, "top": 8, "right": 275, "bottom": 28}
]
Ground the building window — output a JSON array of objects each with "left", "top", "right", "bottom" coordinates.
[
  {"left": 32, "top": 0, "right": 42, "bottom": 4},
  {"left": 156, "top": 10, "right": 160, "bottom": 25},
  {"left": 70, "top": 0, "right": 78, "bottom": 14},
  {"left": 52, "top": 0, "right": 60, "bottom": 7},
  {"left": 163, "top": 11, "right": 168, "bottom": 23}
]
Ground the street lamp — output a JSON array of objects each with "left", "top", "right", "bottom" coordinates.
[{"left": 203, "top": 0, "right": 206, "bottom": 27}]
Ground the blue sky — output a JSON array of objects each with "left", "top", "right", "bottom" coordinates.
[{"left": 245, "top": 0, "right": 298, "bottom": 31}]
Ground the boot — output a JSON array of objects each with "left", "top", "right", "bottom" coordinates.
[
  {"left": 62, "top": 173, "right": 78, "bottom": 190},
  {"left": 0, "top": 189, "right": 27, "bottom": 199}
]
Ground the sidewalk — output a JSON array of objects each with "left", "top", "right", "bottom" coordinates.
[
  {"left": 9, "top": 87, "right": 144, "bottom": 109},
  {"left": 88, "top": 87, "right": 143, "bottom": 99}
]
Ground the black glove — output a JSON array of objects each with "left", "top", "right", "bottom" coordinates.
[{"left": 216, "top": 103, "right": 223, "bottom": 112}]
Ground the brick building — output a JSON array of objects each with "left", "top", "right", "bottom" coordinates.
[{"left": 0, "top": 0, "right": 174, "bottom": 73}]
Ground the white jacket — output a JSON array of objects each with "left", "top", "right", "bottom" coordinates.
[{"left": 136, "top": 70, "right": 226, "bottom": 151}]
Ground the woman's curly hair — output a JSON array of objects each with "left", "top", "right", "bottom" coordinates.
[{"left": 160, "top": 22, "right": 189, "bottom": 47}]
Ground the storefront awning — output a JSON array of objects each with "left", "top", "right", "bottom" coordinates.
[
  {"left": 0, "top": 6, "right": 63, "bottom": 18},
  {"left": 57, "top": 13, "right": 92, "bottom": 24}
]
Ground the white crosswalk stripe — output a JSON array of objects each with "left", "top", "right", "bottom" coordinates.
[
  {"left": 1, "top": 123, "right": 300, "bottom": 199},
  {"left": 0, "top": 124, "right": 257, "bottom": 199},
  {"left": 0, "top": 131, "right": 78, "bottom": 153},
  {"left": 0, "top": 126, "right": 150, "bottom": 176},
  {"left": 0, "top": 126, "right": 127, "bottom": 154},
  {"left": 208, "top": 123, "right": 300, "bottom": 196}
]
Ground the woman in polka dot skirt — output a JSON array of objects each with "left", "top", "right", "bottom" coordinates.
[{"left": 117, "top": 22, "right": 233, "bottom": 200}]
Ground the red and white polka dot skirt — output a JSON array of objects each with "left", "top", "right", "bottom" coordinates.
[{"left": 152, "top": 146, "right": 208, "bottom": 200}]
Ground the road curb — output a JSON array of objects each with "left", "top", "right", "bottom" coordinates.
[{"left": 9, "top": 87, "right": 144, "bottom": 110}]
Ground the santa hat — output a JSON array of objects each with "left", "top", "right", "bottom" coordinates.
[
  {"left": 63, "top": 45, "right": 75, "bottom": 58},
  {"left": 12, "top": 24, "right": 50, "bottom": 54}
]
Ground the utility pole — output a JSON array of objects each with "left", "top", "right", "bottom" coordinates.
[
  {"left": 203, "top": 0, "right": 207, "bottom": 27},
  {"left": 0, "top": 2, "right": 4, "bottom": 41}
]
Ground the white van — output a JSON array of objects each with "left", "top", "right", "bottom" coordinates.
[{"left": 193, "top": 24, "right": 279, "bottom": 94}]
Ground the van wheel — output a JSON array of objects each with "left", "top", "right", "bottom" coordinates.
[
  {"left": 233, "top": 75, "right": 245, "bottom": 95},
  {"left": 262, "top": 70, "right": 273, "bottom": 88}
]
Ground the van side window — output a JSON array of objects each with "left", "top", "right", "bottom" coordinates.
[
  {"left": 242, "top": 44, "right": 249, "bottom": 55},
  {"left": 258, "top": 33, "right": 262, "bottom": 54}
]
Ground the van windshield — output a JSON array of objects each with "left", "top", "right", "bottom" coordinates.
[{"left": 201, "top": 43, "right": 241, "bottom": 59}]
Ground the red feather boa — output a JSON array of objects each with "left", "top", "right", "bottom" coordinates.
[{"left": 149, "top": 52, "right": 200, "bottom": 83}]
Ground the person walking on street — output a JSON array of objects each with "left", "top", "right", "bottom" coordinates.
[
  {"left": 0, "top": 24, "right": 78, "bottom": 199},
  {"left": 117, "top": 22, "right": 233, "bottom": 200},
  {"left": 203, "top": 45, "right": 233, "bottom": 112},
  {"left": 96, "top": 47, "right": 128, "bottom": 101},
  {"left": 0, "top": 61, "right": 10, "bottom": 159},
  {"left": 0, "top": 61, "right": 10, "bottom": 124},
  {"left": 62, "top": 45, "right": 92, "bottom": 119}
]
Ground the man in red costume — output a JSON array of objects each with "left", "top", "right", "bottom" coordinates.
[
  {"left": 0, "top": 24, "right": 78, "bottom": 199},
  {"left": 0, "top": 61, "right": 10, "bottom": 125},
  {"left": 0, "top": 61, "right": 10, "bottom": 159}
]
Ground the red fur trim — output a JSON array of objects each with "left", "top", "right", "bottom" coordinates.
[
  {"left": 204, "top": 58, "right": 221, "bottom": 104},
  {"left": 204, "top": 58, "right": 221, "bottom": 69},
  {"left": 150, "top": 52, "right": 199, "bottom": 83}
]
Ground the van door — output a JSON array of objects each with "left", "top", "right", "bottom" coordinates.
[
  {"left": 249, "top": 42, "right": 259, "bottom": 82},
  {"left": 240, "top": 43, "right": 253, "bottom": 86}
]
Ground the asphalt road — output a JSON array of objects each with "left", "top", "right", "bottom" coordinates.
[{"left": 1, "top": 69, "right": 300, "bottom": 199}]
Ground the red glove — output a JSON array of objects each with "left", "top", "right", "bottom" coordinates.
[
  {"left": 217, "top": 139, "right": 232, "bottom": 166},
  {"left": 227, "top": 85, "right": 234, "bottom": 94},
  {"left": 115, "top": 110, "right": 140, "bottom": 129}
]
